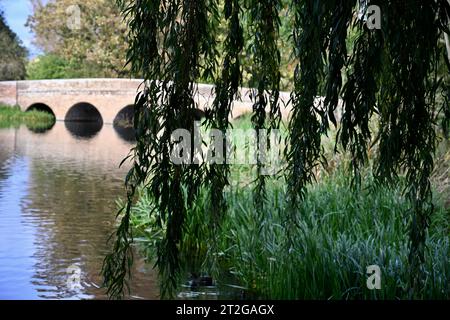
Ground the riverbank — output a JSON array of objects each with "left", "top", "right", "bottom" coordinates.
[
  {"left": 130, "top": 172, "right": 449, "bottom": 299},
  {"left": 126, "top": 115, "right": 449, "bottom": 299},
  {"left": 0, "top": 104, "right": 55, "bottom": 129}
]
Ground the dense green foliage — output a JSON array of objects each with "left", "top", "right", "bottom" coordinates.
[
  {"left": 26, "top": 54, "right": 106, "bottom": 80},
  {"left": 103, "top": 0, "right": 450, "bottom": 299},
  {"left": 27, "top": 0, "right": 131, "bottom": 78},
  {"left": 0, "top": 11, "right": 27, "bottom": 80},
  {"left": 26, "top": 0, "right": 297, "bottom": 85}
]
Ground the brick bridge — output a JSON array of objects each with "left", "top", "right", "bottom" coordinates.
[{"left": 0, "top": 79, "right": 292, "bottom": 125}]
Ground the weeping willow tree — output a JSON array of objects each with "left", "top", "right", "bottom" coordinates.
[{"left": 103, "top": 0, "right": 450, "bottom": 299}]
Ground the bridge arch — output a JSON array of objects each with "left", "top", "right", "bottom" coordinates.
[
  {"left": 65, "top": 102, "right": 103, "bottom": 123},
  {"left": 113, "top": 105, "right": 134, "bottom": 128},
  {"left": 26, "top": 103, "right": 55, "bottom": 117},
  {"left": 113, "top": 105, "right": 135, "bottom": 143},
  {"left": 112, "top": 106, "right": 205, "bottom": 126}
]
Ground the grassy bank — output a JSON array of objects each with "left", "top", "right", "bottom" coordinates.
[
  {"left": 0, "top": 104, "right": 55, "bottom": 129},
  {"left": 126, "top": 115, "right": 449, "bottom": 299},
  {"left": 130, "top": 172, "right": 449, "bottom": 299},
  {"left": 220, "top": 176, "right": 449, "bottom": 299}
]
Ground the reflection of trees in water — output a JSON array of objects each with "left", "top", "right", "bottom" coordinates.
[
  {"left": 0, "top": 129, "right": 17, "bottom": 182},
  {"left": 0, "top": 154, "right": 11, "bottom": 182},
  {"left": 20, "top": 159, "right": 157, "bottom": 299},
  {"left": 22, "top": 163, "right": 121, "bottom": 298},
  {"left": 0, "top": 124, "right": 156, "bottom": 298},
  {"left": 26, "top": 121, "right": 55, "bottom": 134}
]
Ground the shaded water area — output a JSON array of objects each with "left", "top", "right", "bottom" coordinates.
[{"left": 0, "top": 122, "right": 159, "bottom": 299}]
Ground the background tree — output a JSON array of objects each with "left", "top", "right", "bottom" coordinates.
[
  {"left": 0, "top": 10, "right": 27, "bottom": 80},
  {"left": 27, "top": 0, "right": 130, "bottom": 78},
  {"left": 26, "top": 54, "right": 106, "bottom": 79},
  {"left": 27, "top": 0, "right": 297, "bottom": 85}
]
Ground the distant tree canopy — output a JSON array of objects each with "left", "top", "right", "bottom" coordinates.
[
  {"left": 0, "top": 10, "right": 27, "bottom": 80},
  {"left": 26, "top": 0, "right": 299, "bottom": 86},
  {"left": 103, "top": 0, "right": 450, "bottom": 299},
  {"left": 27, "top": 54, "right": 107, "bottom": 80},
  {"left": 27, "top": 0, "right": 131, "bottom": 78}
]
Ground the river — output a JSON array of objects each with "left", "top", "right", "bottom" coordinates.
[{"left": 0, "top": 122, "right": 159, "bottom": 299}]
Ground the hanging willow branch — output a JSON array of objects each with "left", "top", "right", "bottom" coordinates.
[
  {"left": 103, "top": 0, "right": 219, "bottom": 298},
  {"left": 286, "top": 0, "right": 333, "bottom": 216},
  {"left": 338, "top": 2, "right": 382, "bottom": 185},
  {"left": 205, "top": 0, "right": 244, "bottom": 226},
  {"left": 287, "top": 0, "right": 450, "bottom": 294},
  {"left": 104, "top": 0, "right": 450, "bottom": 299},
  {"left": 102, "top": 0, "right": 161, "bottom": 299},
  {"left": 246, "top": 0, "right": 282, "bottom": 212},
  {"left": 373, "top": 0, "right": 449, "bottom": 297}
]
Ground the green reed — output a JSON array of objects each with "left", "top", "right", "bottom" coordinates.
[
  {"left": 129, "top": 167, "right": 449, "bottom": 299},
  {"left": 127, "top": 114, "right": 449, "bottom": 299},
  {"left": 0, "top": 105, "right": 55, "bottom": 129}
]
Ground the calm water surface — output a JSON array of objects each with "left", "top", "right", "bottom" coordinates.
[{"left": 0, "top": 122, "right": 159, "bottom": 299}]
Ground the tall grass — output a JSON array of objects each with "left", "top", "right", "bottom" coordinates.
[
  {"left": 0, "top": 104, "right": 55, "bottom": 129},
  {"left": 128, "top": 114, "right": 450, "bottom": 299},
  {"left": 218, "top": 174, "right": 449, "bottom": 299},
  {"left": 130, "top": 171, "right": 449, "bottom": 299}
]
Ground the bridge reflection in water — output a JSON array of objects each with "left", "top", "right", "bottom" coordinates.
[{"left": 0, "top": 122, "right": 156, "bottom": 299}]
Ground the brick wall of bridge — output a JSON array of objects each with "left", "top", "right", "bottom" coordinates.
[
  {"left": 0, "top": 79, "right": 293, "bottom": 124},
  {"left": 0, "top": 81, "right": 17, "bottom": 106}
]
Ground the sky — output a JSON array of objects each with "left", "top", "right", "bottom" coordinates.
[{"left": 1, "top": 0, "right": 46, "bottom": 58}]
